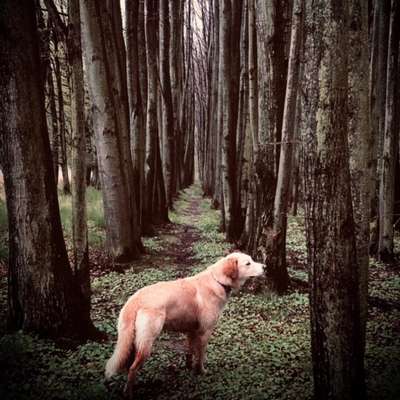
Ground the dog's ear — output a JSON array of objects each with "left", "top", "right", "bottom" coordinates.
[
  {"left": 222, "top": 257, "right": 238, "bottom": 281},
  {"left": 212, "top": 256, "right": 239, "bottom": 287}
]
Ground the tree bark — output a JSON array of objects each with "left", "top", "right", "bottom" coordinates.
[
  {"left": 302, "top": 0, "right": 366, "bottom": 398},
  {"left": 264, "top": 0, "right": 290, "bottom": 174},
  {"left": 170, "top": 0, "right": 184, "bottom": 190},
  {"left": 126, "top": 0, "right": 144, "bottom": 232},
  {"left": 370, "top": 0, "right": 390, "bottom": 254},
  {"left": 69, "top": 0, "right": 90, "bottom": 314},
  {"left": 160, "top": 0, "right": 176, "bottom": 208},
  {"left": 0, "top": 0, "right": 95, "bottom": 339},
  {"left": 378, "top": 0, "right": 399, "bottom": 261},
  {"left": 220, "top": 0, "right": 242, "bottom": 241},
  {"left": 348, "top": 0, "right": 373, "bottom": 362},
  {"left": 144, "top": 0, "right": 169, "bottom": 230},
  {"left": 126, "top": 0, "right": 147, "bottom": 233},
  {"left": 47, "top": 65, "right": 59, "bottom": 183},
  {"left": 213, "top": 0, "right": 224, "bottom": 211},
  {"left": 54, "top": 41, "right": 71, "bottom": 194},
  {"left": 261, "top": 0, "right": 303, "bottom": 293},
  {"left": 80, "top": 0, "right": 142, "bottom": 261}
]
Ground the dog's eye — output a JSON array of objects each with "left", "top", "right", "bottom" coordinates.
[{"left": 246, "top": 262, "right": 251, "bottom": 266}]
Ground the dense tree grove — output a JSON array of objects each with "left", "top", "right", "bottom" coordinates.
[{"left": 0, "top": 0, "right": 398, "bottom": 399}]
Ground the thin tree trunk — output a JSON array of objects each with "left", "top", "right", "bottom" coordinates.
[
  {"left": 54, "top": 42, "right": 70, "bottom": 194},
  {"left": 126, "top": 0, "right": 141, "bottom": 224},
  {"left": 170, "top": 0, "right": 184, "bottom": 195},
  {"left": 265, "top": 0, "right": 303, "bottom": 293},
  {"left": 378, "top": 0, "right": 399, "bottom": 261},
  {"left": 236, "top": 0, "right": 248, "bottom": 211},
  {"left": 0, "top": 0, "right": 95, "bottom": 339},
  {"left": 47, "top": 65, "right": 59, "bottom": 183},
  {"left": 264, "top": 0, "right": 290, "bottom": 174},
  {"left": 221, "top": 0, "right": 242, "bottom": 241},
  {"left": 144, "top": 0, "right": 169, "bottom": 230},
  {"left": 213, "top": 0, "right": 223, "bottom": 210},
  {"left": 69, "top": 0, "right": 90, "bottom": 313},
  {"left": 348, "top": 0, "right": 373, "bottom": 362},
  {"left": 160, "top": 0, "right": 176, "bottom": 208},
  {"left": 368, "top": 0, "right": 380, "bottom": 253},
  {"left": 370, "top": 0, "right": 390, "bottom": 254}
]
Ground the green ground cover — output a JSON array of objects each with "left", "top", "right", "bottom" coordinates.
[{"left": 0, "top": 184, "right": 399, "bottom": 399}]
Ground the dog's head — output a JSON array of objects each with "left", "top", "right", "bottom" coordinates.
[{"left": 213, "top": 252, "right": 265, "bottom": 289}]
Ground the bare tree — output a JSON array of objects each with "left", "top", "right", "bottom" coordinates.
[
  {"left": 126, "top": 0, "right": 147, "bottom": 233},
  {"left": 378, "top": 0, "right": 399, "bottom": 261},
  {"left": 261, "top": 0, "right": 303, "bottom": 293},
  {"left": 160, "top": 0, "right": 176, "bottom": 208},
  {"left": 144, "top": 0, "right": 169, "bottom": 230},
  {"left": 69, "top": 0, "right": 90, "bottom": 313},
  {"left": 80, "top": 0, "right": 142, "bottom": 261},
  {"left": 348, "top": 0, "right": 373, "bottom": 355}
]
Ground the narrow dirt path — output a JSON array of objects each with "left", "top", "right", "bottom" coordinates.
[
  {"left": 90, "top": 185, "right": 208, "bottom": 278},
  {"left": 156, "top": 196, "right": 203, "bottom": 273}
]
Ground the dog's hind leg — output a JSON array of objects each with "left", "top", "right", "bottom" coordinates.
[
  {"left": 186, "top": 333, "right": 196, "bottom": 369},
  {"left": 124, "top": 309, "right": 165, "bottom": 399}
]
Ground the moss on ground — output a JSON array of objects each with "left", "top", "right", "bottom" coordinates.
[{"left": 0, "top": 184, "right": 399, "bottom": 399}]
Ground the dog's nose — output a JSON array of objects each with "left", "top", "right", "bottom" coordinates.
[{"left": 262, "top": 264, "right": 267, "bottom": 273}]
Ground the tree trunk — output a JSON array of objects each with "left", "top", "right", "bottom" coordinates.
[
  {"left": 264, "top": 0, "right": 303, "bottom": 293},
  {"left": 220, "top": 0, "right": 242, "bottom": 241},
  {"left": 0, "top": 0, "right": 95, "bottom": 339},
  {"left": 80, "top": 0, "right": 142, "bottom": 261},
  {"left": 348, "top": 0, "right": 373, "bottom": 362},
  {"left": 144, "top": 0, "right": 169, "bottom": 230},
  {"left": 126, "top": 0, "right": 145, "bottom": 233},
  {"left": 213, "top": 0, "right": 223, "bottom": 210},
  {"left": 160, "top": 0, "right": 176, "bottom": 208},
  {"left": 170, "top": 0, "right": 184, "bottom": 192},
  {"left": 69, "top": 0, "right": 90, "bottom": 314},
  {"left": 370, "top": 0, "right": 390, "bottom": 254},
  {"left": 236, "top": 0, "right": 248, "bottom": 214},
  {"left": 47, "top": 65, "right": 59, "bottom": 183},
  {"left": 54, "top": 41, "right": 71, "bottom": 194},
  {"left": 378, "top": 0, "right": 399, "bottom": 261},
  {"left": 302, "top": 0, "right": 366, "bottom": 398},
  {"left": 264, "top": 0, "right": 290, "bottom": 174}
]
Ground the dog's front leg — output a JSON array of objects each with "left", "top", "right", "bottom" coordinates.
[{"left": 193, "top": 331, "right": 212, "bottom": 375}]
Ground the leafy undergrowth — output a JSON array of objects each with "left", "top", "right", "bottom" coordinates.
[{"left": 0, "top": 184, "right": 399, "bottom": 399}]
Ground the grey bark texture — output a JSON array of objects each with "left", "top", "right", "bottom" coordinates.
[
  {"left": 80, "top": 0, "right": 142, "bottom": 261},
  {"left": 69, "top": 0, "right": 90, "bottom": 313},
  {"left": 144, "top": 0, "right": 169, "bottom": 230},
  {"left": 302, "top": 0, "right": 366, "bottom": 398},
  {"left": 378, "top": 0, "right": 399, "bottom": 261}
]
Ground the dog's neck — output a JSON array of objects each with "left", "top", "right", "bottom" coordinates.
[{"left": 211, "top": 273, "right": 232, "bottom": 296}]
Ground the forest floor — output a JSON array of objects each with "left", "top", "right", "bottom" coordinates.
[{"left": 0, "top": 184, "right": 399, "bottom": 399}]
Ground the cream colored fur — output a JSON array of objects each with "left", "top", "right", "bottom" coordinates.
[{"left": 104, "top": 252, "right": 265, "bottom": 398}]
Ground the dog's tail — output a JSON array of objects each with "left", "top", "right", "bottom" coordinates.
[{"left": 105, "top": 301, "right": 138, "bottom": 379}]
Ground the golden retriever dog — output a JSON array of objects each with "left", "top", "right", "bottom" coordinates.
[{"left": 105, "top": 252, "right": 265, "bottom": 398}]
